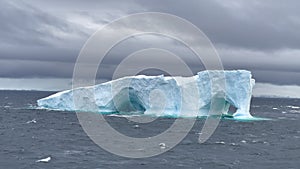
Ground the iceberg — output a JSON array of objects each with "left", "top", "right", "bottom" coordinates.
[{"left": 37, "top": 70, "right": 255, "bottom": 118}]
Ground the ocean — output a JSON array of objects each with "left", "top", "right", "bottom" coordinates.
[{"left": 0, "top": 90, "right": 299, "bottom": 169}]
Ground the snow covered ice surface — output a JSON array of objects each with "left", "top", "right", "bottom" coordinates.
[{"left": 37, "top": 70, "right": 255, "bottom": 119}]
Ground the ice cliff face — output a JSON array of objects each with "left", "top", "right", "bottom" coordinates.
[{"left": 37, "top": 70, "right": 255, "bottom": 118}]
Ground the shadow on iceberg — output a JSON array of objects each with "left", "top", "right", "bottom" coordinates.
[{"left": 105, "top": 87, "right": 146, "bottom": 113}]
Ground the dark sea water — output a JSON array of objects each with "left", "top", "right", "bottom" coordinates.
[{"left": 0, "top": 90, "right": 299, "bottom": 169}]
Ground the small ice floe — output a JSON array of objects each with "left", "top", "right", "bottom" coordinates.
[
  {"left": 282, "top": 111, "right": 287, "bottom": 114},
  {"left": 241, "top": 140, "right": 247, "bottom": 144},
  {"left": 26, "top": 119, "right": 37, "bottom": 124},
  {"left": 133, "top": 124, "right": 140, "bottom": 129},
  {"left": 263, "top": 141, "right": 269, "bottom": 145},
  {"left": 272, "top": 107, "right": 278, "bottom": 110},
  {"left": 215, "top": 141, "right": 225, "bottom": 145},
  {"left": 36, "top": 156, "right": 51, "bottom": 163},
  {"left": 159, "top": 143, "right": 166, "bottom": 149},
  {"left": 287, "top": 105, "right": 300, "bottom": 109},
  {"left": 196, "top": 132, "right": 202, "bottom": 136}
]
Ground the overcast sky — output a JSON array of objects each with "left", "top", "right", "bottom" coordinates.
[{"left": 1, "top": 0, "right": 300, "bottom": 96}]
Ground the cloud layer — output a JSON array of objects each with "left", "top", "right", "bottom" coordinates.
[{"left": 1, "top": 0, "right": 300, "bottom": 87}]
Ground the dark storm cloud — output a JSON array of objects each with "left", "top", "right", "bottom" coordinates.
[
  {"left": 1, "top": 0, "right": 300, "bottom": 85},
  {"left": 138, "top": 0, "right": 300, "bottom": 50},
  {"left": 0, "top": 1, "right": 88, "bottom": 47}
]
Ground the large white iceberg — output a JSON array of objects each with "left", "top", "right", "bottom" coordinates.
[{"left": 37, "top": 70, "right": 255, "bottom": 118}]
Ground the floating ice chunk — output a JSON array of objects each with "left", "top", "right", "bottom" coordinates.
[
  {"left": 159, "top": 143, "right": 166, "bottom": 149},
  {"left": 287, "top": 105, "right": 300, "bottom": 109},
  {"left": 26, "top": 119, "right": 37, "bottom": 124},
  {"left": 36, "top": 156, "right": 51, "bottom": 163},
  {"left": 241, "top": 140, "right": 247, "bottom": 143},
  {"left": 215, "top": 141, "right": 225, "bottom": 145},
  {"left": 133, "top": 124, "right": 140, "bottom": 129},
  {"left": 37, "top": 70, "right": 255, "bottom": 118}
]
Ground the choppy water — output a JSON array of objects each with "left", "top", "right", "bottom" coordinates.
[{"left": 0, "top": 90, "right": 299, "bottom": 169}]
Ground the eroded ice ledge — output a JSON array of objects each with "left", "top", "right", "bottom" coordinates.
[{"left": 37, "top": 70, "right": 255, "bottom": 118}]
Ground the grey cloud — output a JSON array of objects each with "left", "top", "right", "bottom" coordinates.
[
  {"left": 0, "top": 1, "right": 87, "bottom": 47},
  {"left": 136, "top": 0, "right": 300, "bottom": 50},
  {"left": 0, "top": 0, "right": 300, "bottom": 86},
  {"left": 27, "top": 0, "right": 300, "bottom": 50}
]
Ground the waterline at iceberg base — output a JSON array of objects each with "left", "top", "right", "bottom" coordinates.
[{"left": 37, "top": 70, "right": 255, "bottom": 119}]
